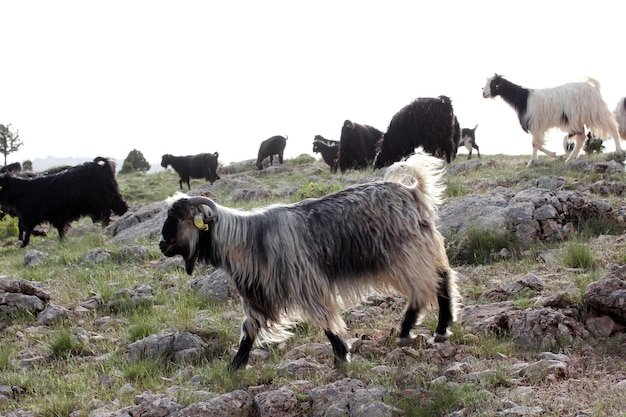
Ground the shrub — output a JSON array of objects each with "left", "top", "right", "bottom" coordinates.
[
  {"left": 120, "top": 149, "right": 151, "bottom": 174},
  {"left": 0, "top": 215, "right": 18, "bottom": 240},
  {"left": 296, "top": 181, "right": 342, "bottom": 200}
]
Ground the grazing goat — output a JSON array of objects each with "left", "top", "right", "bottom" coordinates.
[
  {"left": 616, "top": 97, "right": 626, "bottom": 142},
  {"left": 0, "top": 157, "right": 128, "bottom": 247},
  {"left": 482, "top": 74, "right": 622, "bottom": 166},
  {"left": 313, "top": 139, "right": 339, "bottom": 173},
  {"left": 459, "top": 125, "right": 481, "bottom": 159},
  {"left": 160, "top": 151, "right": 459, "bottom": 371},
  {"left": 374, "top": 96, "right": 457, "bottom": 168},
  {"left": 338, "top": 120, "right": 382, "bottom": 172},
  {"left": 161, "top": 152, "right": 220, "bottom": 190},
  {"left": 256, "top": 135, "right": 287, "bottom": 170}
]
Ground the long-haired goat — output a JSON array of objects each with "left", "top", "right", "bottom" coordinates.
[
  {"left": 159, "top": 151, "right": 459, "bottom": 371},
  {"left": 374, "top": 96, "right": 457, "bottom": 168},
  {"left": 483, "top": 74, "right": 622, "bottom": 166},
  {"left": 615, "top": 97, "right": 626, "bottom": 142}
]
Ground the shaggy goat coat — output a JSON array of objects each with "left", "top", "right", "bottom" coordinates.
[
  {"left": 374, "top": 96, "right": 457, "bottom": 167},
  {"left": 159, "top": 152, "right": 459, "bottom": 370},
  {"left": 615, "top": 97, "right": 626, "bottom": 141},
  {"left": 483, "top": 74, "right": 622, "bottom": 165}
]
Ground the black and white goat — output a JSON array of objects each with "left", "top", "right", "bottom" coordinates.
[
  {"left": 159, "top": 151, "right": 459, "bottom": 371},
  {"left": 615, "top": 97, "right": 626, "bottom": 142},
  {"left": 459, "top": 125, "right": 480, "bottom": 159},
  {"left": 483, "top": 74, "right": 622, "bottom": 166}
]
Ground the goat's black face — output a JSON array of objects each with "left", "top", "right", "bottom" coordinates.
[
  {"left": 160, "top": 197, "right": 218, "bottom": 275},
  {"left": 159, "top": 201, "right": 199, "bottom": 275}
]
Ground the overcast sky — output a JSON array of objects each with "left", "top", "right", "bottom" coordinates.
[{"left": 1, "top": 1, "right": 623, "bottom": 169}]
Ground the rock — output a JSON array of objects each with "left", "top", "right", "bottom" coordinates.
[
  {"left": 584, "top": 273, "right": 626, "bottom": 320},
  {"left": 254, "top": 386, "right": 300, "bottom": 417},
  {"left": 36, "top": 303, "right": 71, "bottom": 325},
  {"left": 170, "top": 389, "right": 253, "bottom": 417},
  {"left": 24, "top": 250, "right": 48, "bottom": 266},
  {"left": 116, "top": 245, "right": 149, "bottom": 262},
  {"left": 85, "top": 248, "right": 112, "bottom": 262},
  {"left": 107, "top": 284, "right": 154, "bottom": 312},
  {"left": 0, "top": 277, "right": 50, "bottom": 315},
  {"left": 190, "top": 270, "right": 236, "bottom": 302},
  {"left": 585, "top": 315, "right": 616, "bottom": 336},
  {"left": 515, "top": 359, "right": 568, "bottom": 378}
]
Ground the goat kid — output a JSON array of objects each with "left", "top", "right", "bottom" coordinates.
[{"left": 159, "top": 151, "right": 459, "bottom": 371}]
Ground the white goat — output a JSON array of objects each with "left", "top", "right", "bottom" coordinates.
[
  {"left": 483, "top": 74, "right": 622, "bottom": 166},
  {"left": 615, "top": 97, "right": 626, "bottom": 142}
]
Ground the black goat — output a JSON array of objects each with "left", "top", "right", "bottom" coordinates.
[
  {"left": 313, "top": 139, "right": 339, "bottom": 173},
  {"left": 161, "top": 152, "right": 220, "bottom": 190},
  {"left": 0, "top": 157, "right": 128, "bottom": 247},
  {"left": 374, "top": 96, "right": 457, "bottom": 168},
  {"left": 0, "top": 162, "right": 22, "bottom": 174},
  {"left": 256, "top": 135, "right": 288, "bottom": 170},
  {"left": 338, "top": 120, "right": 382, "bottom": 172}
]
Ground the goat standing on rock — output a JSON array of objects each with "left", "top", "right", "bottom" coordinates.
[
  {"left": 482, "top": 74, "right": 622, "bottom": 166},
  {"left": 159, "top": 151, "right": 460, "bottom": 371}
]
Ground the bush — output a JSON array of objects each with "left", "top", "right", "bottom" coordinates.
[
  {"left": 0, "top": 215, "right": 18, "bottom": 240},
  {"left": 296, "top": 181, "right": 342, "bottom": 199},
  {"left": 120, "top": 149, "right": 151, "bottom": 174}
]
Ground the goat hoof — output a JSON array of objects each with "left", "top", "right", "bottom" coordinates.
[{"left": 434, "top": 330, "right": 452, "bottom": 343}]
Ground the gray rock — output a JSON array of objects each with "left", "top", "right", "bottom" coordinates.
[
  {"left": 254, "top": 386, "right": 300, "bottom": 417},
  {"left": 36, "top": 303, "right": 71, "bottom": 325},
  {"left": 24, "top": 250, "right": 48, "bottom": 266},
  {"left": 584, "top": 273, "right": 626, "bottom": 320},
  {"left": 190, "top": 270, "right": 236, "bottom": 302},
  {"left": 170, "top": 389, "right": 253, "bottom": 417},
  {"left": 85, "top": 248, "right": 112, "bottom": 262}
]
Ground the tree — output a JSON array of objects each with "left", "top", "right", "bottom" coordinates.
[
  {"left": 0, "top": 124, "right": 23, "bottom": 166},
  {"left": 120, "top": 149, "right": 151, "bottom": 173},
  {"left": 22, "top": 160, "right": 33, "bottom": 171}
]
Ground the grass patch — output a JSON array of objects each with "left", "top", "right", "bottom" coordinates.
[
  {"left": 389, "top": 382, "right": 489, "bottom": 416},
  {"left": 563, "top": 240, "right": 596, "bottom": 269},
  {"left": 47, "top": 329, "right": 87, "bottom": 358},
  {"left": 448, "top": 226, "right": 518, "bottom": 265}
]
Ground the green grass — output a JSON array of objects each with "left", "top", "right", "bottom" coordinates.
[
  {"left": 563, "top": 240, "right": 596, "bottom": 269},
  {"left": 448, "top": 225, "right": 519, "bottom": 265}
]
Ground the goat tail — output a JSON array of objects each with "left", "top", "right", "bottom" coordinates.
[
  {"left": 585, "top": 77, "right": 601, "bottom": 89},
  {"left": 383, "top": 149, "right": 446, "bottom": 211}
]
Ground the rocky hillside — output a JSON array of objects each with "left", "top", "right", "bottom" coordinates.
[{"left": 2, "top": 155, "right": 626, "bottom": 416}]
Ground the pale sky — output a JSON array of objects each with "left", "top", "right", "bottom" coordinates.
[{"left": 1, "top": 1, "right": 623, "bottom": 169}]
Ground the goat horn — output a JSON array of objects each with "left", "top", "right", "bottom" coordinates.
[{"left": 186, "top": 196, "right": 213, "bottom": 206}]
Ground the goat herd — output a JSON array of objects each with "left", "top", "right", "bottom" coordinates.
[{"left": 1, "top": 74, "right": 626, "bottom": 371}]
